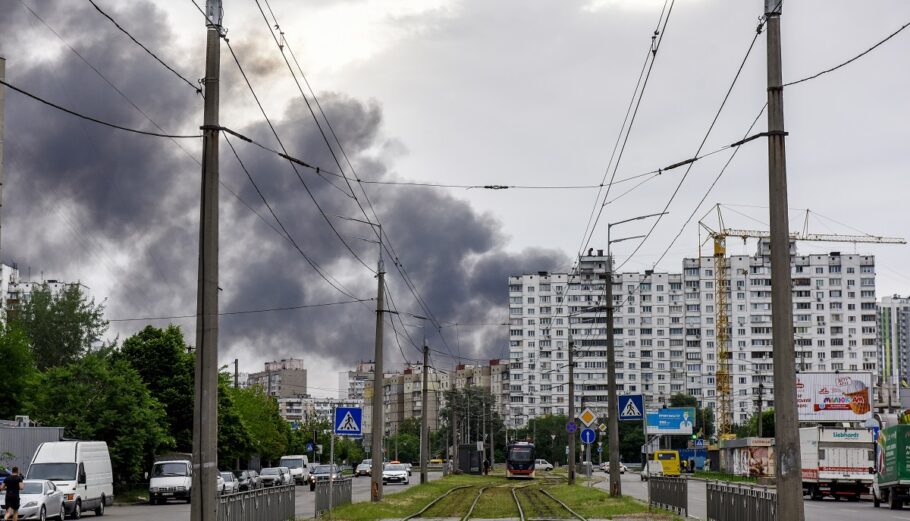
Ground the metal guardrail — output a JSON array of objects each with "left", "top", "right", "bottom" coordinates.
[
  {"left": 217, "top": 485, "right": 295, "bottom": 521},
  {"left": 706, "top": 481, "right": 777, "bottom": 521},
  {"left": 648, "top": 476, "right": 688, "bottom": 516},
  {"left": 315, "top": 478, "right": 352, "bottom": 517}
]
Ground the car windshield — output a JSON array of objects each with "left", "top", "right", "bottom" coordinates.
[
  {"left": 22, "top": 483, "right": 43, "bottom": 495},
  {"left": 152, "top": 463, "right": 188, "bottom": 477},
  {"left": 220, "top": 472, "right": 233, "bottom": 481},
  {"left": 261, "top": 468, "right": 279, "bottom": 475},
  {"left": 386, "top": 464, "right": 406, "bottom": 471},
  {"left": 27, "top": 463, "right": 77, "bottom": 481},
  {"left": 279, "top": 458, "right": 303, "bottom": 469},
  {"left": 359, "top": 460, "right": 371, "bottom": 466},
  {"left": 314, "top": 465, "right": 335, "bottom": 474}
]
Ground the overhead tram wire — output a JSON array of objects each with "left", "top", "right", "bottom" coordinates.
[
  {"left": 221, "top": 39, "right": 376, "bottom": 274},
  {"left": 784, "top": 19, "right": 910, "bottom": 87},
  {"left": 86, "top": 0, "right": 201, "bottom": 95},
  {"left": 252, "top": 0, "right": 460, "bottom": 361},
  {"left": 108, "top": 297, "right": 373, "bottom": 322},
  {"left": 578, "top": 0, "right": 676, "bottom": 258},
  {"left": 0, "top": 79, "right": 201, "bottom": 139},
  {"left": 612, "top": 13, "right": 769, "bottom": 273}
]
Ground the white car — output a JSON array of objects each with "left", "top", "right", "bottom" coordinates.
[
  {"left": 382, "top": 463, "right": 409, "bottom": 485},
  {"left": 278, "top": 455, "right": 310, "bottom": 485},
  {"left": 149, "top": 460, "right": 193, "bottom": 504},
  {"left": 217, "top": 473, "right": 225, "bottom": 495},
  {"left": 220, "top": 472, "right": 239, "bottom": 494},
  {"left": 5, "top": 480, "right": 65, "bottom": 521},
  {"left": 535, "top": 459, "right": 554, "bottom": 471},
  {"left": 601, "top": 462, "right": 627, "bottom": 474}
]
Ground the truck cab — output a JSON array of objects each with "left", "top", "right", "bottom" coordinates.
[{"left": 278, "top": 455, "right": 309, "bottom": 485}]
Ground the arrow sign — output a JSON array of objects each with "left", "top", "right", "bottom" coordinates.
[
  {"left": 566, "top": 421, "right": 578, "bottom": 434},
  {"left": 597, "top": 446, "right": 603, "bottom": 453},
  {"left": 618, "top": 395, "right": 644, "bottom": 421},
  {"left": 580, "top": 428, "right": 596, "bottom": 445},
  {"left": 334, "top": 407, "right": 363, "bottom": 436}
]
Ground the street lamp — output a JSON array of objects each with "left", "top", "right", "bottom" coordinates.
[{"left": 604, "top": 212, "right": 668, "bottom": 497}]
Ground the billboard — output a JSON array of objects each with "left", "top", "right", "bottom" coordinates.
[
  {"left": 796, "top": 372, "right": 873, "bottom": 422},
  {"left": 646, "top": 407, "right": 696, "bottom": 435}
]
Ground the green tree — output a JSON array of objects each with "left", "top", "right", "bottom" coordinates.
[
  {"left": 11, "top": 283, "right": 107, "bottom": 370},
  {"left": 735, "top": 409, "right": 775, "bottom": 438},
  {"left": 387, "top": 433, "right": 419, "bottom": 464},
  {"left": 0, "top": 324, "right": 38, "bottom": 419},
  {"left": 114, "top": 325, "right": 194, "bottom": 451},
  {"left": 218, "top": 376, "right": 253, "bottom": 469},
  {"left": 29, "top": 351, "right": 172, "bottom": 486},
  {"left": 398, "top": 417, "right": 421, "bottom": 437},
  {"left": 228, "top": 385, "right": 289, "bottom": 464}
]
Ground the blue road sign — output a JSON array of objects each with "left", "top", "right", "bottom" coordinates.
[
  {"left": 580, "top": 428, "right": 596, "bottom": 445},
  {"left": 597, "top": 446, "right": 603, "bottom": 453},
  {"left": 694, "top": 439, "right": 706, "bottom": 448},
  {"left": 334, "top": 407, "right": 363, "bottom": 436},
  {"left": 566, "top": 421, "right": 578, "bottom": 434},
  {"left": 305, "top": 442, "right": 314, "bottom": 452},
  {"left": 618, "top": 395, "right": 644, "bottom": 421}
]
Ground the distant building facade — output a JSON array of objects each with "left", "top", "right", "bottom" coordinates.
[{"left": 248, "top": 358, "right": 308, "bottom": 399}]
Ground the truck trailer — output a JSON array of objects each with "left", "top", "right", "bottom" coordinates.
[
  {"left": 799, "top": 426, "right": 875, "bottom": 500},
  {"left": 872, "top": 424, "right": 909, "bottom": 510}
]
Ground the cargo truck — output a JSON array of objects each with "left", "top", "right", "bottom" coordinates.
[
  {"left": 872, "top": 424, "right": 909, "bottom": 510},
  {"left": 799, "top": 426, "right": 875, "bottom": 501}
]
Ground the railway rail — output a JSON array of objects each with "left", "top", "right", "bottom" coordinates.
[{"left": 406, "top": 482, "right": 587, "bottom": 521}]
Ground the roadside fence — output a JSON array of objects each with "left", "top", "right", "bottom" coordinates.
[
  {"left": 648, "top": 476, "right": 688, "bottom": 516},
  {"left": 315, "top": 478, "right": 353, "bottom": 517},
  {"left": 217, "top": 485, "right": 295, "bottom": 521},
  {"left": 706, "top": 481, "right": 777, "bottom": 521}
]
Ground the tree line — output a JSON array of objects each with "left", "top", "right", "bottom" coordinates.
[{"left": 0, "top": 284, "right": 315, "bottom": 489}]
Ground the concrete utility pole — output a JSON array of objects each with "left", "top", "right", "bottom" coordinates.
[
  {"left": 604, "top": 265, "right": 621, "bottom": 496},
  {"left": 233, "top": 358, "right": 239, "bottom": 388},
  {"left": 370, "top": 233, "right": 385, "bottom": 502},
  {"left": 451, "top": 401, "right": 458, "bottom": 471},
  {"left": 765, "top": 1, "right": 803, "bottom": 519},
  {"left": 757, "top": 383, "right": 764, "bottom": 438},
  {"left": 191, "top": 2, "right": 221, "bottom": 520},
  {"left": 0, "top": 56, "right": 5, "bottom": 262},
  {"left": 420, "top": 341, "right": 429, "bottom": 484},
  {"left": 568, "top": 333, "right": 576, "bottom": 484}
]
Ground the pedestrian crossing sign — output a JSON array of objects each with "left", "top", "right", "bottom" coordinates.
[
  {"left": 334, "top": 407, "right": 363, "bottom": 437},
  {"left": 618, "top": 395, "right": 644, "bottom": 421}
]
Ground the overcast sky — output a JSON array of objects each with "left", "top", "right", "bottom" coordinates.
[{"left": 1, "top": 0, "right": 907, "bottom": 398}]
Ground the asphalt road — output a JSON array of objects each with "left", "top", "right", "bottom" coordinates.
[
  {"left": 103, "top": 472, "right": 442, "bottom": 520},
  {"left": 603, "top": 472, "right": 907, "bottom": 521}
]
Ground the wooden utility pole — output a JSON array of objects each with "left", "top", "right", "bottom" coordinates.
[
  {"left": 191, "top": 2, "right": 221, "bottom": 520},
  {"left": 765, "top": 1, "right": 803, "bottom": 519},
  {"left": 420, "top": 342, "right": 429, "bottom": 484},
  {"left": 370, "top": 239, "right": 385, "bottom": 501},
  {"left": 568, "top": 333, "right": 576, "bottom": 484}
]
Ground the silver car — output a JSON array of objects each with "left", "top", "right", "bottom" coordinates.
[
  {"left": 9, "top": 480, "right": 65, "bottom": 521},
  {"left": 220, "top": 472, "right": 239, "bottom": 495}
]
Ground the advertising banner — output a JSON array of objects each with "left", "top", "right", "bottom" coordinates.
[
  {"left": 796, "top": 372, "right": 873, "bottom": 422},
  {"left": 645, "top": 407, "right": 696, "bottom": 435}
]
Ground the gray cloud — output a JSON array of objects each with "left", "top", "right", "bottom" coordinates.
[{"left": 0, "top": 0, "right": 567, "bottom": 373}]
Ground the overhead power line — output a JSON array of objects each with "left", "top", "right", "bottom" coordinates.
[
  {"left": 108, "top": 297, "right": 373, "bottom": 322},
  {"left": 0, "top": 79, "right": 201, "bottom": 138},
  {"left": 784, "top": 19, "right": 910, "bottom": 87},
  {"left": 86, "top": 0, "right": 201, "bottom": 94}
]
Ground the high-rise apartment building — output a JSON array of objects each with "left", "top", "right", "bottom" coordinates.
[
  {"left": 878, "top": 295, "right": 910, "bottom": 406},
  {"left": 452, "top": 360, "right": 511, "bottom": 416},
  {"left": 338, "top": 361, "right": 374, "bottom": 401},
  {"left": 383, "top": 365, "right": 449, "bottom": 437},
  {"left": 507, "top": 243, "right": 879, "bottom": 427},
  {"left": 248, "top": 358, "right": 308, "bottom": 399}
]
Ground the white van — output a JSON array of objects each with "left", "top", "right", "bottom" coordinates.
[
  {"left": 148, "top": 460, "right": 192, "bottom": 504},
  {"left": 277, "top": 455, "right": 309, "bottom": 485},
  {"left": 27, "top": 441, "right": 113, "bottom": 518}
]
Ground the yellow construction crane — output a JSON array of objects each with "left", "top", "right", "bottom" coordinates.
[{"left": 699, "top": 204, "right": 905, "bottom": 439}]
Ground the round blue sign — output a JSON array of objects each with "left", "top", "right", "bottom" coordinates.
[
  {"left": 580, "top": 428, "right": 596, "bottom": 444},
  {"left": 566, "top": 421, "right": 578, "bottom": 433}
]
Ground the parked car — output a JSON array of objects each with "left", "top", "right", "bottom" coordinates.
[
  {"left": 149, "top": 459, "right": 192, "bottom": 504},
  {"left": 308, "top": 465, "right": 342, "bottom": 491},
  {"left": 220, "top": 472, "right": 239, "bottom": 494},
  {"left": 259, "top": 467, "right": 284, "bottom": 487},
  {"left": 535, "top": 459, "right": 554, "bottom": 471},
  {"left": 355, "top": 459, "right": 372, "bottom": 477},
  {"left": 429, "top": 459, "right": 444, "bottom": 464},
  {"left": 235, "top": 470, "right": 259, "bottom": 491},
  {"left": 217, "top": 473, "right": 225, "bottom": 495},
  {"left": 27, "top": 441, "right": 114, "bottom": 518},
  {"left": 0, "top": 480, "right": 65, "bottom": 521},
  {"left": 278, "top": 455, "right": 310, "bottom": 485},
  {"left": 247, "top": 470, "right": 262, "bottom": 490},
  {"left": 382, "top": 463, "right": 410, "bottom": 485}
]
